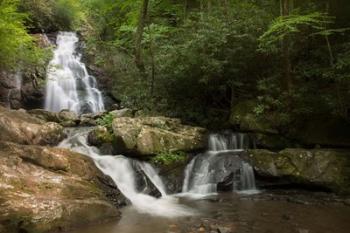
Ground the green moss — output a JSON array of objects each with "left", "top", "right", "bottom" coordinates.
[{"left": 151, "top": 151, "right": 187, "bottom": 166}]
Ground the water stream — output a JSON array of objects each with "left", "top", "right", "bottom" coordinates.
[
  {"left": 182, "top": 131, "right": 257, "bottom": 195},
  {"left": 45, "top": 32, "right": 105, "bottom": 114},
  {"left": 59, "top": 128, "right": 194, "bottom": 218},
  {"left": 59, "top": 129, "right": 258, "bottom": 218}
]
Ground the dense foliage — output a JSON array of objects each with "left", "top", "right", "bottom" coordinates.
[
  {"left": 1, "top": 0, "right": 350, "bottom": 133},
  {"left": 0, "top": 0, "right": 46, "bottom": 71}
]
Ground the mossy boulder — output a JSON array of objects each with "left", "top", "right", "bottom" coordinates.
[
  {"left": 151, "top": 152, "right": 190, "bottom": 194},
  {"left": 248, "top": 149, "right": 350, "bottom": 194},
  {"left": 0, "top": 106, "right": 65, "bottom": 146},
  {"left": 0, "top": 142, "right": 121, "bottom": 233},
  {"left": 112, "top": 117, "right": 208, "bottom": 156},
  {"left": 230, "top": 101, "right": 277, "bottom": 134}
]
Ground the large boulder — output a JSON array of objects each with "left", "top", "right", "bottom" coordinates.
[
  {"left": 230, "top": 101, "right": 278, "bottom": 134},
  {"left": 248, "top": 149, "right": 350, "bottom": 194},
  {"left": 0, "top": 106, "right": 65, "bottom": 145},
  {"left": 109, "top": 108, "right": 133, "bottom": 118},
  {"left": 28, "top": 109, "right": 80, "bottom": 127},
  {"left": 112, "top": 117, "right": 207, "bottom": 156},
  {"left": 151, "top": 153, "right": 191, "bottom": 194},
  {"left": 0, "top": 142, "right": 121, "bottom": 233},
  {"left": 0, "top": 72, "right": 22, "bottom": 109}
]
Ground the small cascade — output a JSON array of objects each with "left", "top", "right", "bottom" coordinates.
[
  {"left": 183, "top": 131, "right": 258, "bottom": 195},
  {"left": 59, "top": 128, "right": 194, "bottom": 217},
  {"left": 208, "top": 131, "right": 253, "bottom": 151},
  {"left": 45, "top": 32, "right": 105, "bottom": 114}
]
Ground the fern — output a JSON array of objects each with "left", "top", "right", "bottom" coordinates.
[{"left": 258, "top": 12, "right": 333, "bottom": 52}]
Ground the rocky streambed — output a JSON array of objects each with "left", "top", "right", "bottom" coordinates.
[{"left": 0, "top": 106, "right": 350, "bottom": 233}]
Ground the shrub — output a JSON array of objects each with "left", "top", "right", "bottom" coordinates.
[{"left": 151, "top": 151, "right": 187, "bottom": 166}]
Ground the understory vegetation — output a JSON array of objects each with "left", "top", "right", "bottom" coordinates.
[
  {"left": 151, "top": 151, "right": 187, "bottom": 166},
  {"left": 1, "top": 0, "right": 350, "bottom": 133}
]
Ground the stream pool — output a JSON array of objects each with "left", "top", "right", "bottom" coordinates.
[{"left": 66, "top": 191, "right": 350, "bottom": 233}]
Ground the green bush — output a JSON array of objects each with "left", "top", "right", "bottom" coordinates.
[
  {"left": 96, "top": 112, "right": 115, "bottom": 132},
  {"left": 151, "top": 151, "right": 187, "bottom": 166}
]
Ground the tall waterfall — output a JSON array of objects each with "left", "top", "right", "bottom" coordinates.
[
  {"left": 59, "top": 128, "right": 194, "bottom": 218},
  {"left": 45, "top": 32, "right": 105, "bottom": 114},
  {"left": 182, "top": 131, "right": 257, "bottom": 194}
]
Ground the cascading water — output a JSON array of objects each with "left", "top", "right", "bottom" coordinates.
[
  {"left": 59, "top": 128, "right": 194, "bottom": 218},
  {"left": 182, "top": 131, "right": 258, "bottom": 195},
  {"left": 45, "top": 32, "right": 105, "bottom": 114}
]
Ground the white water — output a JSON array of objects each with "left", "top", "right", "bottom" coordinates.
[
  {"left": 45, "top": 32, "right": 105, "bottom": 114},
  {"left": 138, "top": 162, "right": 168, "bottom": 197},
  {"left": 182, "top": 132, "right": 258, "bottom": 195},
  {"left": 59, "top": 128, "right": 194, "bottom": 218},
  {"left": 208, "top": 131, "right": 251, "bottom": 151}
]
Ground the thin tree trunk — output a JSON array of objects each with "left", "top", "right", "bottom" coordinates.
[
  {"left": 200, "top": 0, "right": 204, "bottom": 20},
  {"left": 222, "top": 0, "right": 229, "bottom": 18},
  {"left": 149, "top": 26, "right": 156, "bottom": 96},
  {"left": 135, "top": 0, "right": 149, "bottom": 73},
  {"left": 207, "top": 0, "right": 212, "bottom": 12}
]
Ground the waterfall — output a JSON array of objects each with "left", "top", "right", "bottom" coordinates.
[
  {"left": 45, "top": 32, "right": 105, "bottom": 114},
  {"left": 59, "top": 128, "right": 194, "bottom": 218},
  {"left": 208, "top": 131, "right": 252, "bottom": 151},
  {"left": 182, "top": 131, "right": 258, "bottom": 195}
]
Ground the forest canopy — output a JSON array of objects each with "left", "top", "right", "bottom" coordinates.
[{"left": 1, "top": 0, "right": 350, "bottom": 131}]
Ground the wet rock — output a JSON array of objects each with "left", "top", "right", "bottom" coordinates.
[
  {"left": 28, "top": 109, "right": 59, "bottom": 122},
  {"left": 28, "top": 109, "right": 79, "bottom": 127},
  {"left": 154, "top": 156, "right": 190, "bottom": 194},
  {"left": 87, "top": 126, "right": 117, "bottom": 154},
  {"left": 0, "top": 106, "right": 65, "bottom": 146},
  {"left": 217, "top": 226, "right": 233, "bottom": 233},
  {"left": 58, "top": 109, "right": 79, "bottom": 126},
  {"left": 132, "top": 162, "right": 162, "bottom": 198},
  {"left": 282, "top": 214, "right": 291, "bottom": 221},
  {"left": 248, "top": 149, "right": 350, "bottom": 194},
  {"left": 88, "top": 126, "right": 113, "bottom": 147},
  {"left": 0, "top": 141, "right": 121, "bottom": 233},
  {"left": 79, "top": 113, "right": 98, "bottom": 126},
  {"left": 110, "top": 108, "right": 133, "bottom": 118},
  {"left": 112, "top": 117, "right": 208, "bottom": 156}
]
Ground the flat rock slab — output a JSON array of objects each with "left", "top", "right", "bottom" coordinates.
[{"left": 0, "top": 142, "right": 120, "bottom": 233}]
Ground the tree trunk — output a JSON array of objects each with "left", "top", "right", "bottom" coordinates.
[
  {"left": 184, "top": 0, "right": 188, "bottom": 18},
  {"left": 135, "top": 0, "right": 149, "bottom": 73},
  {"left": 222, "top": 0, "right": 229, "bottom": 17}
]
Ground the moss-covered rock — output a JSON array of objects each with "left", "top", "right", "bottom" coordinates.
[
  {"left": 0, "top": 142, "right": 121, "bottom": 233},
  {"left": 248, "top": 149, "right": 350, "bottom": 194},
  {"left": 0, "top": 106, "right": 65, "bottom": 146},
  {"left": 230, "top": 101, "right": 277, "bottom": 134},
  {"left": 112, "top": 117, "right": 208, "bottom": 156},
  {"left": 151, "top": 152, "right": 190, "bottom": 194}
]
